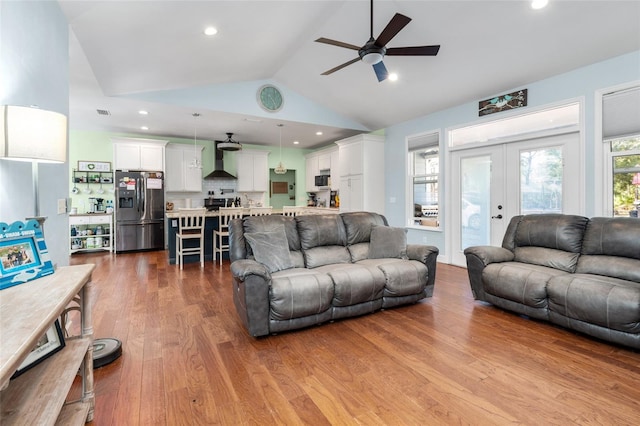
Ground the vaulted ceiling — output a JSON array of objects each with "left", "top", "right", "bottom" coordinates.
[{"left": 60, "top": 0, "right": 640, "bottom": 149}]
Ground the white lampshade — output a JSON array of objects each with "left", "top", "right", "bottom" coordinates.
[{"left": 1, "top": 105, "right": 67, "bottom": 163}]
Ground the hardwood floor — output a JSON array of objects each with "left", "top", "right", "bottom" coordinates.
[{"left": 69, "top": 251, "right": 640, "bottom": 425}]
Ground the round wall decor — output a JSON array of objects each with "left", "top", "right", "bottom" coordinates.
[{"left": 257, "top": 84, "right": 284, "bottom": 112}]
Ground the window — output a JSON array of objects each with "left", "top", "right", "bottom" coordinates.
[
  {"left": 609, "top": 136, "right": 640, "bottom": 217},
  {"left": 602, "top": 85, "right": 640, "bottom": 217},
  {"left": 408, "top": 132, "right": 439, "bottom": 227}
]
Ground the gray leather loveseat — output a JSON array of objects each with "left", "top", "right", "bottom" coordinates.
[
  {"left": 464, "top": 214, "right": 640, "bottom": 349},
  {"left": 228, "top": 212, "right": 439, "bottom": 337}
]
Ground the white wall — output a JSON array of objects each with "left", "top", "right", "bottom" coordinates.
[
  {"left": 383, "top": 50, "right": 640, "bottom": 256},
  {"left": 0, "top": 1, "right": 70, "bottom": 268}
]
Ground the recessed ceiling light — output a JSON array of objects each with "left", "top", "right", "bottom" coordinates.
[
  {"left": 138, "top": 110, "right": 148, "bottom": 115},
  {"left": 204, "top": 26, "right": 218, "bottom": 36},
  {"left": 293, "top": 141, "right": 300, "bottom": 145},
  {"left": 141, "top": 126, "right": 149, "bottom": 130},
  {"left": 531, "top": 0, "right": 548, "bottom": 10},
  {"left": 316, "top": 131, "right": 323, "bottom": 136},
  {"left": 388, "top": 73, "right": 398, "bottom": 81}
]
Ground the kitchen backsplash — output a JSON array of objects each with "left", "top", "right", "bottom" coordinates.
[{"left": 166, "top": 178, "right": 265, "bottom": 208}]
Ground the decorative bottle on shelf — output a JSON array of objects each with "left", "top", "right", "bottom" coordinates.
[{"left": 71, "top": 226, "right": 77, "bottom": 237}]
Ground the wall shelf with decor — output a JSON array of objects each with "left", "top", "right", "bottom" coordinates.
[{"left": 72, "top": 170, "right": 114, "bottom": 185}]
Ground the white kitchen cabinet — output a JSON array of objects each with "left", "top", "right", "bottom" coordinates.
[
  {"left": 305, "top": 146, "right": 338, "bottom": 192},
  {"left": 236, "top": 150, "right": 269, "bottom": 192},
  {"left": 318, "top": 152, "right": 331, "bottom": 171},
  {"left": 305, "top": 155, "right": 319, "bottom": 192},
  {"left": 165, "top": 144, "right": 203, "bottom": 192},
  {"left": 112, "top": 137, "right": 168, "bottom": 171},
  {"left": 335, "top": 134, "right": 385, "bottom": 214},
  {"left": 329, "top": 149, "right": 340, "bottom": 187}
]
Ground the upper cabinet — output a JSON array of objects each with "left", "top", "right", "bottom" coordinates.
[
  {"left": 165, "top": 143, "right": 204, "bottom": 192},
  {"left": 305, "top": 146, "right": 338, "bottom": 192},
  {"left": 236, "top": 150, "right": 269, "bottom": 192},
  {"left": 335, "top": 134, "right": 385, "bottom": 214},
  {"left": 112, "top": 137, "right": 168, "bottom": 171}
]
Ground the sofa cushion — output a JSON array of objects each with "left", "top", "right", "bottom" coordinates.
[
  {"left": 324, "top": 264, "right": 386, "bottom": 306},
  {"left": 296, "top": 214, "right": 346, "bottom": 250},
  {"left": 512, "top": 214, "right": 588, "bottom": 253},
  {"left": 244, "top": 228, "right": 293, "bottom": 273},
  {"left": 341, "top": 211, "right": 387, "bottom": 245},
  {"left": 369, "top": 225, "right": 407, "bottom": 259},
  {"left": 373, "top": 259, "right": 428, "bottom": 297},
  {"left": 548, "top": 273, "right": 640, "bottom": 334},
  {"left": 244, "top": 214, "right": 301, "bottom": 251},
  {"left": 347, "top": 242, "right": 369, "bottom": 262},
  {"left": 514, "top": 247, "right": 580, "bottom": 273},
  {"left": 483, "top": 262, "right": 569, "bottom": 309},
  {"left": 269, "top": 272, "right": 334, "bottom": 321},
  {"left": 303, "top": 246, "right": 351, "bottom": 269},
  {"left": 580, "top": 217, "right": 640, "bottom": 260}
]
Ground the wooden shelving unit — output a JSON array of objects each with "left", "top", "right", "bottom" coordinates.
[{"left": 0, "top": 264, "right": 95, "bottom": 425}]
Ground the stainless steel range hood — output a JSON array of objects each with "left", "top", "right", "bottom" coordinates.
[{"left": 204, "top": 141, "right": 237, "bottom": 179}]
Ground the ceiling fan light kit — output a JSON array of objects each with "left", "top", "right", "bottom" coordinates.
[
  {"left": 316, "top": 0, "right": 440, "bottom": 82},
  {"left": 217, "top": 132, "right": 243, "bottom": 151}
]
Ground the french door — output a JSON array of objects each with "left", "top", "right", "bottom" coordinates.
[{"left": 450, "top": 132, "right": 581, "bottom": 266}]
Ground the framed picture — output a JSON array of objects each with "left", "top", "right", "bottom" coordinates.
[
  {"left": 0, "top": 220, "right": 55, "bottom": 290},
  {"left": 11, "top": 320, "right": 65, "bottom": 379},
  {"left": 78, "top": 160, "right": 111, "bottom": 172}
]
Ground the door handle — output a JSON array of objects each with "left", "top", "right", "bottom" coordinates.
[{"left": 491, "top": 214, "right": 503, "bottom": 219}]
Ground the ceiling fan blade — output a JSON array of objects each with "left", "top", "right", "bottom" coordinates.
[
  {"left": 386, "top": 45, "right": 441, "bottom": 56},
  {"left": 374, "top": 13, "right": 411, "bottom": 47},
  {"left": 373, "top": 61, "right": 388, "bottom": 82},
  {"left": 321, "top": 57, "right": 361, "bottom": 76},
  {"left": 315, "top": 37, "right": 361, "bottom": 51}
]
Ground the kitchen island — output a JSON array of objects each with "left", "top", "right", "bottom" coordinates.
[{"left": 165, "top": 207, "right": 339, "bottom": 265}]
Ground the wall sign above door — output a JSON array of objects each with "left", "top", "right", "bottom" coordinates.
[{"left": 479, "top": 89, "right": 528, "bottom": 117}]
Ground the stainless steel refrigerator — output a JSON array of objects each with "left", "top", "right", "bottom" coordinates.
[{"left": 115, "top": 171, "right": 165, "bottom": 252}]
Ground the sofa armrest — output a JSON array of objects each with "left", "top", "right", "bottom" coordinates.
[
  {"left": 463, "top": 246, "right": 514, "bottom": 301},
  {"left": 407, "top": 244, "right": 440, "bottom": 289},
  {"left": 230, "top": 259, "right": 272, "bottom": 337},
  {"left": 231, "top": 258, "right": 271, "bottom": 281}
]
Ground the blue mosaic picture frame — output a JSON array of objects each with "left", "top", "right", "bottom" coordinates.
[{"left": 0, "top": 220, "right": 54, "bottom": 290}]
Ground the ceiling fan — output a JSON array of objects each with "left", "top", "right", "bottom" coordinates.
[{"left": 315, "top": 0, "right": 440, "bottom": 82}]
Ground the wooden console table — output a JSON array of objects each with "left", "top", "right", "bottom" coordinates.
[{"left": 0, "top": 264, "right": 95, "bottom": 424}]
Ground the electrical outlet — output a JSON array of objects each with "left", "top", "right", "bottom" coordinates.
[
  {"left": 172, "top": 219, "right": 178, "bottom": 227},
  {"left": 57, "top": 198, "right": 67, "bottom": 214},
  {"left": 389, "top": 197, "right": 396, "bottom": 203}
]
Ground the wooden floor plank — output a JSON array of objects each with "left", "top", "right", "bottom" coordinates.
[{"left": 68, "top": 252, "right": 640, "bottom": 425}]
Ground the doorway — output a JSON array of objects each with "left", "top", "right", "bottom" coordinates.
[
  {"left": 269, "top": 169, "right": 296, "bottom": 209},
  {"left": 449, "top": 132, "right": 581, "bottom": 266}
]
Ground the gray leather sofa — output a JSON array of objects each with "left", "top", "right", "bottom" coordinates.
[
  {"left": 464, "top": 214, "right": 640, "bottom": 349},
  {"left": 228, "top": 212, "right": 439, "bottom": 337}
]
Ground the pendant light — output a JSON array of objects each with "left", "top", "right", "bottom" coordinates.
[
  {"left": 189, "top": 113, "right": 202, "bottom": 169},
  {"left": 274, "top": 124, "right": 287, "bottom": 174}
]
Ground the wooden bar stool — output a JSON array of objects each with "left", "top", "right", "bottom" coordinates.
[
  {"left": 213, "top": 207, "right": 244, "bottom": 265},
  {"left": 248, "top": 206, "right": 273, "bottom": 216},
  {"left": 175, "top": 208, "right": 206, "bottom": 269}
]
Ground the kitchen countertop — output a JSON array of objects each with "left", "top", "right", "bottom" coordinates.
[{"left": 165, "top": 207, "right": 339, "bottom": 218}]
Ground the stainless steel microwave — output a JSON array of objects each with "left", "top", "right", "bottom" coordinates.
[{"left": 315, "top": 175, "right": 330, "bottom": 187}]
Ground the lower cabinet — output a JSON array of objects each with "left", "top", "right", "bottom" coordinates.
[
  {"left": 339, "top": 175, "right": 363, "bottom": 212},
  {"left": 69, "top": 214, "right": 113, "bottom": 254}
]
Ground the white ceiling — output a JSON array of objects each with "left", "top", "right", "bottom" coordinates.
[{"left": 60, "top": 0, "right": 640, "bottom": 150}]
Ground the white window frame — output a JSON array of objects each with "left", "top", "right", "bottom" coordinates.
[{"left": 406, "top": 130, "right": 441, "bottom": 230}]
